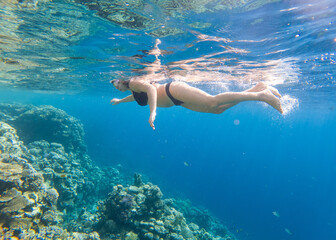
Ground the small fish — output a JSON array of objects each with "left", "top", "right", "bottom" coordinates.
[
  {"left": 183, "top": 162, "right": 191, "bottom": 167},
  {"left": 0, "top": 149, "right": 2, "bottom": 154},
  {"left": 96, "top": 206, "right": 99, "bottom": 210},
  {"left": 60, "top": 174, "right": 66, "bottom": 178},
  {"left": 272, "top": 211, "right": 280, "bottom": 217},
  {"left": 285, "top": 228, "right": 292, "bottom": 235}
]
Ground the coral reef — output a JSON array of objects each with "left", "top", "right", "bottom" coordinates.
[
  {"left": 169, "top": 199, "right": 229, "bottom": 237},
  {"left": 26, "top": 140, "right": 120, "bottom": 222},
  {"left": 96, "top": 174, "right": 234, "bottom": 240},
  {"left": 0, "top": 103, "right": 85, "bottom": 152},
  {"left": 0, "top": 122, "right": 63, "bottom": 238},
  {"left": 0, "top": 103, "right": 124, "bottom": 232},
  {"left": 0, "top": 103, "right": 236, "bottom": 240}
]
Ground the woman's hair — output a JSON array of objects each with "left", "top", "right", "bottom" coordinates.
[{"left": 110, "top": 79, "right": 130, "bottom": 88}]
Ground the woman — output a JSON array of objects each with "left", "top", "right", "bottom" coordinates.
[{"left": 110, "top": 79, "right": 283, "bottom": 130}]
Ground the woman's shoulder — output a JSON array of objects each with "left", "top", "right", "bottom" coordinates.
[
  {"left": 129, "top": 78, "right": 146, "bottom": 87},
  {"left": 130, "top": 80, "right": 162, "bottom": 93},
  {"left": 129, "top": 77, "right": 157, "bottom": 86},
  {"left": 130, "top": 75, "right": 149, "bottom": 82}
]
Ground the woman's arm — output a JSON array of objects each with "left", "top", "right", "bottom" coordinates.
[
  {"left": 110, "top": 94, "right": 134, "bottom": 105},
  {"left": 130, "top": 80, "right": 157, "bottom": 130}
]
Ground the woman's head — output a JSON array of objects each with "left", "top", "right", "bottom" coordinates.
[{"left": 111, "top": 79, "right": 130, "bottom": 92}]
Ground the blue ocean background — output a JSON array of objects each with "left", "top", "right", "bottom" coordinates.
[{"left": 1, "top": 0, "right": 336, "bottom": 239}]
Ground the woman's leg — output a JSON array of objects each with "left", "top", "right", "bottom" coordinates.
[
  {"left": 170, "top": 82, "right": 282, "bottom": 114},
  {"left": 213, "top": 89, "right": 283, "bottom": 114},
  {"left": 216, "top": 82, "right": 270, "bottom": 112},
  {"left": 168, "top": 82, "right": 217, "bottom": 113},
  {"left": 216, "top": 82, "right": 282, "bottom": 113}
]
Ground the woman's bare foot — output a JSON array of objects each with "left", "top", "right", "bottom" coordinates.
[
  {"left": 268, "top": 86, "right": 282, "bottom": 98},
  {"left": 248, "top": 82, "right": 281, "bottom": 98},
  {"left": 251, "top": 82, "right": 282, "bottom": 98},
  {"left": 260, "top": 89, "right": 283, "bottom": 114},
  {"left": 248, "top": 82, "right": 268, "bottom": 92}
]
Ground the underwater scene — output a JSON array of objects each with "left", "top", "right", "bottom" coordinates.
[{"left": 0, "top": 0, "right": 336, "bottom": 239}]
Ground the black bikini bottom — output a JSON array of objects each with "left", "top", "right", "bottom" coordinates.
[{"left": 165, "top": 82, "right": 184, "bottom": 106}]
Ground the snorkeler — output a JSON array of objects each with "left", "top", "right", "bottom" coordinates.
[
  {"left": 110, "top": 80, "right": 283, "bottom": 130},
  {"left": 110, "top": 39, "right": 283, "bottom": 130}
]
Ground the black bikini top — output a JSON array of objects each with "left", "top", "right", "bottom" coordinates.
[{"left": 132, "top": 91, "right": 148, "bottom": 106}]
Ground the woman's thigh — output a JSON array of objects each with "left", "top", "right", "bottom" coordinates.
[
  {"left": 169, "top": 82, "right": 217, "bottom": 113},
  {"left": 170, "top": 82, "right": 214, "bottom": 105}
]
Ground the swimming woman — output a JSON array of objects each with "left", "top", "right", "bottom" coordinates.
[
  {"left": 110, "top": 79, "right": 283, "bottom": 130},
  {"left": 110, "top": 39, "right": 283, "bottom": 130}
]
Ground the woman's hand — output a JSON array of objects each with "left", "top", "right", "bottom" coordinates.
[
  {"left": 110, "top": 98, "right": 121, "bottom": 105},
  {"left": 149, "top": 112, "right": 156, "bottom": 130}
]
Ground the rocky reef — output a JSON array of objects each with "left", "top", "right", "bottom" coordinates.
[
  {"left": 0, "top": 103, "right": 236, "bottom": 240},
  {"left": 0, "top": 103, "right": 85, "bottom": 152},
  {"left": 95, "top": 174, "right": 234, "bottom": 240},
  {"left": 0, "top": 103, "right": 124, "bottom": 233},
  {"left": 0, "top": 122, "right": 99, "bottom": 239},
  {"left": 170, "top": 199, "right": 228, "bottom": 237}
]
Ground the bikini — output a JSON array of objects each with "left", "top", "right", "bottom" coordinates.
[
  {"left": 132, "top": 91, "right": 148, "bottom": 106},
  {"left": 132, "top": 82, "right": 184, "bottom": 106},
  {"left": 165, "top": 82, "right": 184, "bottom": 106}
]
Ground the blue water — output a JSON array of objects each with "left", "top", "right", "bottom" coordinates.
[{"left": 1, "top": 0, "right": 336, "bottom": 239}]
